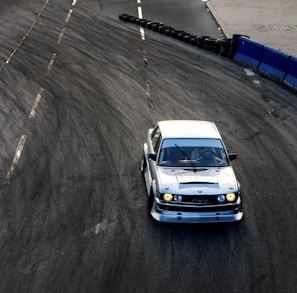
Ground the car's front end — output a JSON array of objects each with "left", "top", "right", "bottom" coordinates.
[{"left": 150, "top": 166, "right": 243, "bottom": 223}]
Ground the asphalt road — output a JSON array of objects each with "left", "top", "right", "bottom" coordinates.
[{"left": 1, "top": 0, "right": 297, "bottom": 292}]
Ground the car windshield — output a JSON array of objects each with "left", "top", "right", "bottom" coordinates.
[{"left": 158, "top": 138, "right": 229, "bottom": 167}]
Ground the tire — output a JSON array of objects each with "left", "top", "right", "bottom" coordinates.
[
  {"left": 121, "top": 14, "right": 131, "bottom": 22},
  {"left": 197, "top": 36, "right": 211, "bottom": 48},
  {"left": 171, "top": 30, "right": 184, "bottom": 38},
  {"left": 190, "top": 37, "right": 198, "bottom": 46},
  {"left": 204, "top": 37, "right": 216, "bottom": 51},
  {"left": 148, "top": 187, "right": 154, "bottom": 211},
  {"left": 140, "top": 19, "right": 150, "bottom": 27},
  {"left": 220, "top": 38, "right": 232, "bottom": 57},
  {"left": 152, "top": 22, "right": 162, "bottom": 31},
  {"left": 184, "top": 34, "right": 197, "bottom": 44},
  {"left": 119, "top": 13, "right": 128, "bottom": 21},
  {"left": 214, "top": 39, "right": 221, "bottom": 54},
  {"left": 129, "top": 16, "right": 136, "bottom": 23},
  {"left": 165, "top": 29, "right": 175, "bottom": 36},
  {"left": 159, "top": 25, "right": 174, "bottom": 34},
  {"left": 141, "top": 158, "right": 154, "bottom": 211}
]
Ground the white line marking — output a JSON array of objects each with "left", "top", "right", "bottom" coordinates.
[
  {"left": 253, "top": 80, "right": 262, "bottom": 88},
  {"left": 57, "top": 28, "right": 66, "bottom": 44},
  {"left": 46, "top": 53, "right": 56, "bottom": 74},
  {"left": 0, "top": 0, "right": 50, "bottom": 71},
  {"left": 244, "top": 68, "right": 255, "bottom": 76},
  {"left": 137, "top": 6, "right": 145, "bottom": 40},
  {"left": 138, "top": 6, "right": 143, "bottom": 19},
  {"left": 72, "top": 0, "right": 77, "bottom": 6},
  {"left": 29, "top": 87, "right": 44, "bottom": 118},
  {"left": 6, "top": 135, "right": 27, "bottom": 181},
  {"left": 140, "top": 27, "right": 145, "bottom": 40},
  {"left": 66, "top": 9, "right": 73, "bottom": 22}
]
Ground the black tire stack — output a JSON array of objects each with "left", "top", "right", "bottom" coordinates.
[{"left": 119, "top": 14, "right": 249, "bottom": 60}]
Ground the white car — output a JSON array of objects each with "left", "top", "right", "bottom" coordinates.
[{"left": 141, "top": 120, "right": 243, "bottom": 223}]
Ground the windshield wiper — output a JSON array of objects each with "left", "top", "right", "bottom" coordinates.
[
  {"left": 174, "top": 144, "right": 188, "bottom": 159},
  {"left": 174, "top": 144, "right": 200, "bottom": 171}
]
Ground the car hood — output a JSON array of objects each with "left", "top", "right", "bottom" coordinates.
[{"left": 156, "top": 167, "right": 238, "bottom": 195}]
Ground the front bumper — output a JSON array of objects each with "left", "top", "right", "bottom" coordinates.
[{"left": 151, "top": 198, "right": 243, "bottom": 223}]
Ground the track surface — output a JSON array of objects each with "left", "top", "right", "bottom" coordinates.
[{"left": 1, "top": 1, "right": 297, "bottom": 292}]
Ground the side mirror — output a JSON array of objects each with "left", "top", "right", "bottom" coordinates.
[
  {"left": 229, "top": 153, "right": 237, "bottom": 161},
  {"left": 148, "top": 153, "right": 157, "bottom": 161}
]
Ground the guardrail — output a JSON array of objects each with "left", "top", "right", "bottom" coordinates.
[{"left": 119, "top": 14, "right": 297, "bottom": 93}]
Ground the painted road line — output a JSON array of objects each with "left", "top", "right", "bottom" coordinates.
[
  {"left": 138, "top": 6, "right": 143, "bottom": 19},
  {"left": 29, "top": 87, "right": 44, "bottom": 118},
  {"left": 46, "top": 53, "right": 56, "bottom": 75},
  {"left": 72, "top": 0, "right": 77, "bottom": 6},
  {"left": 137, "top": 6, "right": 145, "bottom": 40},
  {"left": 244, "top": 68, "right": 255, "bottom": 76},
  {"left": 57, "top": 28, "right": 66, "bottom": 44},
  {"left": 66, "top": 10, "right": 73, "bottom": 22},
  {"left": 6, "top": 135, "right": 27, "bottom": 181},
  {"left": 1, "top": 0, "right": 50, "bottom": 71}
]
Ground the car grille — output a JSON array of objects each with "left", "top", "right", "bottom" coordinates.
[
  {"left": 183, "top": 195, "right": 218, "bottom": 205},
  {"left": 158, "top": 203, "right": 240, "bottom": 213}
]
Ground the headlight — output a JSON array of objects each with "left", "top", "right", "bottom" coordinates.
[
  {"left": 174, "top": 194, "right": 182, "bottom": 202},
  {"left": 226, "top": 193, "right": 236, "bottom": 202},
  {"left": 217, "top": 194, "right": 225, "bottom": 203},
  {"left": 163, "top": 193, "right": 173, "bottom": 201}
]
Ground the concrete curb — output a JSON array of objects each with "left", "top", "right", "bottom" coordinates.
[{"left": 206, "top": 1, "right": 230, "bottom": 38}]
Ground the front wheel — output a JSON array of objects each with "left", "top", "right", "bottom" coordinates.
[{"left": 148, "top": 187, "right": 154, "bottom": 211}]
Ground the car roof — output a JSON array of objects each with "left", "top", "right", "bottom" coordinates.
[{"left": 157, "top": 120, "right": 222, "bottom": 139}]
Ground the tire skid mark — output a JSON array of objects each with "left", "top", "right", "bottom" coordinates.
[
  {"left": 4, "top": 0, "right": 79, "bottom": 183},
  {"left": 82, "top": 220, "right": 116, "bottom": 238},
  {"left": 0, "top": 0, "right": 51, "bottom": 72}
]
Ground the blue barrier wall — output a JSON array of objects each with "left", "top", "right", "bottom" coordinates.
[
  {"left": 284, "top": 56, "right": 297, "bottom": 90},
  {"left": 233, "top": 37, "right": 264, "bottom": 69},
  {"left": 258, "top": 46, "right": 290, "bottom": 83},
  {"left": 233, "top": 34, "right": 296, "bottom": 91}
]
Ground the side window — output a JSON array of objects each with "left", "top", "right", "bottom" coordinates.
[{"left": 151, "top": 126, "right": 161, "bottom": 153}]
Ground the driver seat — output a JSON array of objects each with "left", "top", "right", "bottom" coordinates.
[{"left": 191, "top": 148, "right": 201, "bottom": 161}]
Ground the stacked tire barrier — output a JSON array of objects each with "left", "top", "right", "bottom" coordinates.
[
  {"left": 119, "top": 14, "right": 297, "bottom": 93},
  {"left": 118, "top": 14, "right": 237, "bottom": 59}
]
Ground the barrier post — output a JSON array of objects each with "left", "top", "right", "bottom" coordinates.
[{"left": 233, "top": 37, "right": 264, "bottom": 70}]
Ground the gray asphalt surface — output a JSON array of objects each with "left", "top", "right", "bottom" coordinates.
[{"left": 1, "top": 0, "right": 297, "bottom": 292}]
